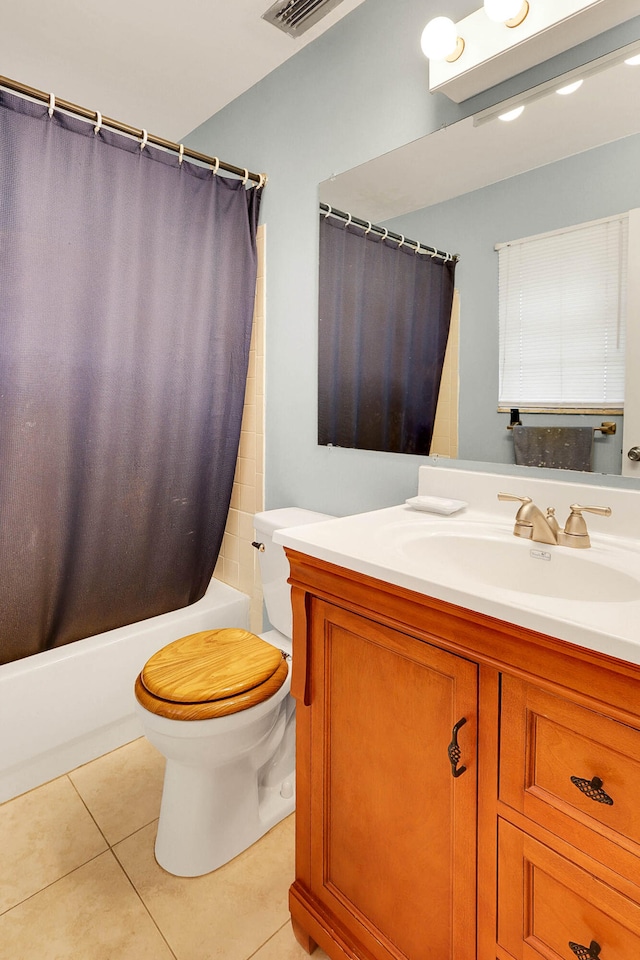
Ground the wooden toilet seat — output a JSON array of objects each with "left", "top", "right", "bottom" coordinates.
[{"left": 134, "top": 628, "right": 288, "bottom": 721}]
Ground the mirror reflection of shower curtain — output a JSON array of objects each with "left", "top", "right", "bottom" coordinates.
[
  {"left": 0, "top": 92, "right": 261, "bottom": 664},
  {"left": 318, "top": 215, "right": 456, "bottom": 455}
]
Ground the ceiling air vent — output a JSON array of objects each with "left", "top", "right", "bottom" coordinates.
[{"left": 262, "top": 0, "right": 346, "bottom": 38}]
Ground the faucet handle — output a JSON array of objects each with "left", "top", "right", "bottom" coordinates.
[
  {"left": 497, "top": 492, "right": 531, "bottom": 505},
  {"left": 561, "top": 503, "right": 612, "bottom": 548},
  {"left": 569, "top": 504, "right": 612, "bottom": 518}
]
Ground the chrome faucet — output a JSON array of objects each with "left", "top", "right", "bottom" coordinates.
[{"left": 498, "top": 493, "right": 612, "bottom": 549}]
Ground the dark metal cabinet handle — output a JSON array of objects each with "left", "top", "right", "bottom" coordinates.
[
  {"left": 570, "top": 775, "right": 614, "bottom": 806},
  {"left": 448, "top": 717, "right": 467, "bottom": 778},
  {"left": 569, "top": 939, "right": 601, "bottom": 959}
]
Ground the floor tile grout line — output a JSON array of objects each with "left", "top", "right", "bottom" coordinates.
[
  {"left": 66, "top": 770, "right": 162, "bottom": 851},
  {"left": 66, "top": 773, "right": 112, "bottom": 849},
  {"left": 107, "top": 815, "right": 162, "bottom": 849},
  {"left": 0, "top": 848, "right": 109, "bottom": 918},
  {"left": 110, "top": 842, "right": 180, "bottom": 960},
  {"left": 1, "top": 842, "right": 177, "bottom": 960},
  {"left": 0, "top": 772, "right": 111, "bottom": 918},
  {"left": 246, "top": 918, "right": 293, "bottom": 960},
  {"left": 2, "top": 769, "right": 175, "bottom": 956}
]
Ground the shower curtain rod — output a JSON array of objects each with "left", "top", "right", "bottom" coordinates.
[
  {"left": 320, "top": 202, "right": 458, "bottom": 263},
  {"left": 0, "top": 75, "right": 267, "bottom": 187}
]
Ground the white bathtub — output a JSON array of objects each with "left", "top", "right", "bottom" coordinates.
[{"left": 0, "top": 578, "right": 250, "bottom": 803}]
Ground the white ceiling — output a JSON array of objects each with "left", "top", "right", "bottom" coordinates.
[{"left": 0, "top": 0, "right": 366, "bottom": 142}]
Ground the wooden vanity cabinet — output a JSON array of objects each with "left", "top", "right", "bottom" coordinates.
[{"left": 285, "top": 549, "right": 640, "bottom": 960}]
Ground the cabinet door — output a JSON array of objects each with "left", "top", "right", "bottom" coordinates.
[{"left": 308, "top": 600, "right": 478, "bottom": 960}]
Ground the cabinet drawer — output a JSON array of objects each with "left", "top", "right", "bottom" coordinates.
[
  {"left": 500, "top": 675, "right": 640, "bottom": 859},
  {"left": 498, "top": 819, "right": 640, "bottom": 959}
]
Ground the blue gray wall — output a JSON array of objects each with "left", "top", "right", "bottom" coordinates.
[{"left": 185, "top": 0, "right": 640, "bottom": 515}]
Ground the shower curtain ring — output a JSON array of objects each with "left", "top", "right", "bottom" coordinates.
[
  {"left": 93, "top": 111, "right": 102, "bottom": 134},
  {"left": 178, "top": 143, "right": 184, "bottom": 164},
  {"left": 364, "top": 221, "right": 372, "bottom": 235},
  {"left": 396, "top": 234, "right": 405, "bottom": 247},
  {"left": 322, "top": 204, "right": 332, "bottom": 218},
  {"left": 139, "top": 129, "right": 148, "bottom": 151},
  {"left": 380, "top": 228, "right": 388, "bottom": 242},
  {"left": 413, "top": 239, "right": 421, "bottom": 253},
  {"left": 257, "top": 173, "right": 267, "bottom": 189},
  {"left": 48, "top": 93, "right": 55, "bottom": 118},
  {"left": 211, "top": 157, "right": 220, "bottom": 176},
  {"left": 242, "top": 168, "right": 249, "bottom": 185},
  {"left": 343, "top": 213, "right": 352, "bottom": 229}
]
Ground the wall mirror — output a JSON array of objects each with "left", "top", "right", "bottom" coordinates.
[{"left": 318, "top": 40, "right": 640, "bottom": 479}]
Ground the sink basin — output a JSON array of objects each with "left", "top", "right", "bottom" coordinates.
[{"left": 396, "top": 525, "right": 640, "bottom": 603}]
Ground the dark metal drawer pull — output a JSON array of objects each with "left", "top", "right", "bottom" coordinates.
[
  {"left": 570, "top": 775, "right": 614, "bottom": 806},
  {"left": 569, "top": 939, "right": 601, "bottom": 959},
  {"left": 447, "top": 717, "right": 467, "bottom": 778}
]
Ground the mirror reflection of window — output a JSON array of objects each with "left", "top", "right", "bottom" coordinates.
[{"left": 498, "top": 214, "right": 628, "bottom": 413}]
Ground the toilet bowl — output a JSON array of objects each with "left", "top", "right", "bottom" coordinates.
[{"left": 134, "top": 507, "right": 333, "bottom": 877}]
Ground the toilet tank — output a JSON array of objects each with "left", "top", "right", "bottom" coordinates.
[{"left": 253, "top": 508, "right": 334, "bottom": 639}]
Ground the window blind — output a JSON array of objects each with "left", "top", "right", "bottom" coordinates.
[{"left": 498, "top": 214, "right": 628, "bottom": 411}]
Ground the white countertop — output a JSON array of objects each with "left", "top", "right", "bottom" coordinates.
[{"left": 274, "top": 467, "right": 640, "bottom": 667}]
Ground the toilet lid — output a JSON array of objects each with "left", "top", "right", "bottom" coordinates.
[{"left": 140, "top": 628, "right": 284, "bottom": 704}]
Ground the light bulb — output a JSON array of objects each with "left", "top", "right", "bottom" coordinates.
[
  {"left": 484, "top": 0, "right": 528, "bottom": 25},
  {"left": 421, "top": 17, "right": 462, "bottom": 62},
  {"left": 498, "top": 105, "right": 525, "bottom": 122},
  {"left": 556, "top": 79, "right": 583, "bottom": 95}
]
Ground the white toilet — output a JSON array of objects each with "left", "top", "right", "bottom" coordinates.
[{"left": 134, "top": 507, "right": 332, "bottom": 877}]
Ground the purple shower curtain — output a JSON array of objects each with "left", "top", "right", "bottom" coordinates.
[
  {"left": 318, "top": 214, "right": 456, "bottom": 455},
  {"left": 0, "top": 91, "right": 261, "bottom": 664}
]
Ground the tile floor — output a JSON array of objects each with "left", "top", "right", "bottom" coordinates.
[{"left": 0, "top": 737, "right": 328, "bottom": 960}]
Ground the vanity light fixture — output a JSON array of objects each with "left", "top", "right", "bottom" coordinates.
[
  {"left": 484, "top": 0, "right": 530, "bottom": 27},
  {"left": 420, "top": 16, "right": 465, "bottom": 63},
  {"left": 421, "top": 0, "right": 531, "bottom": 64},
  {"left": 556, "top": 79, "right": 584, "bottom": 95},
  {"left": 426, "top": 2, "right": 640, "bottom": 102}
]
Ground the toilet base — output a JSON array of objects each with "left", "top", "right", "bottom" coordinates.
[
  {"left": 135, "top": 625, "right": 299, "bottom": 878},
  {"left": 154, "top": 755, "right": 295, "bottom": 877}
]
